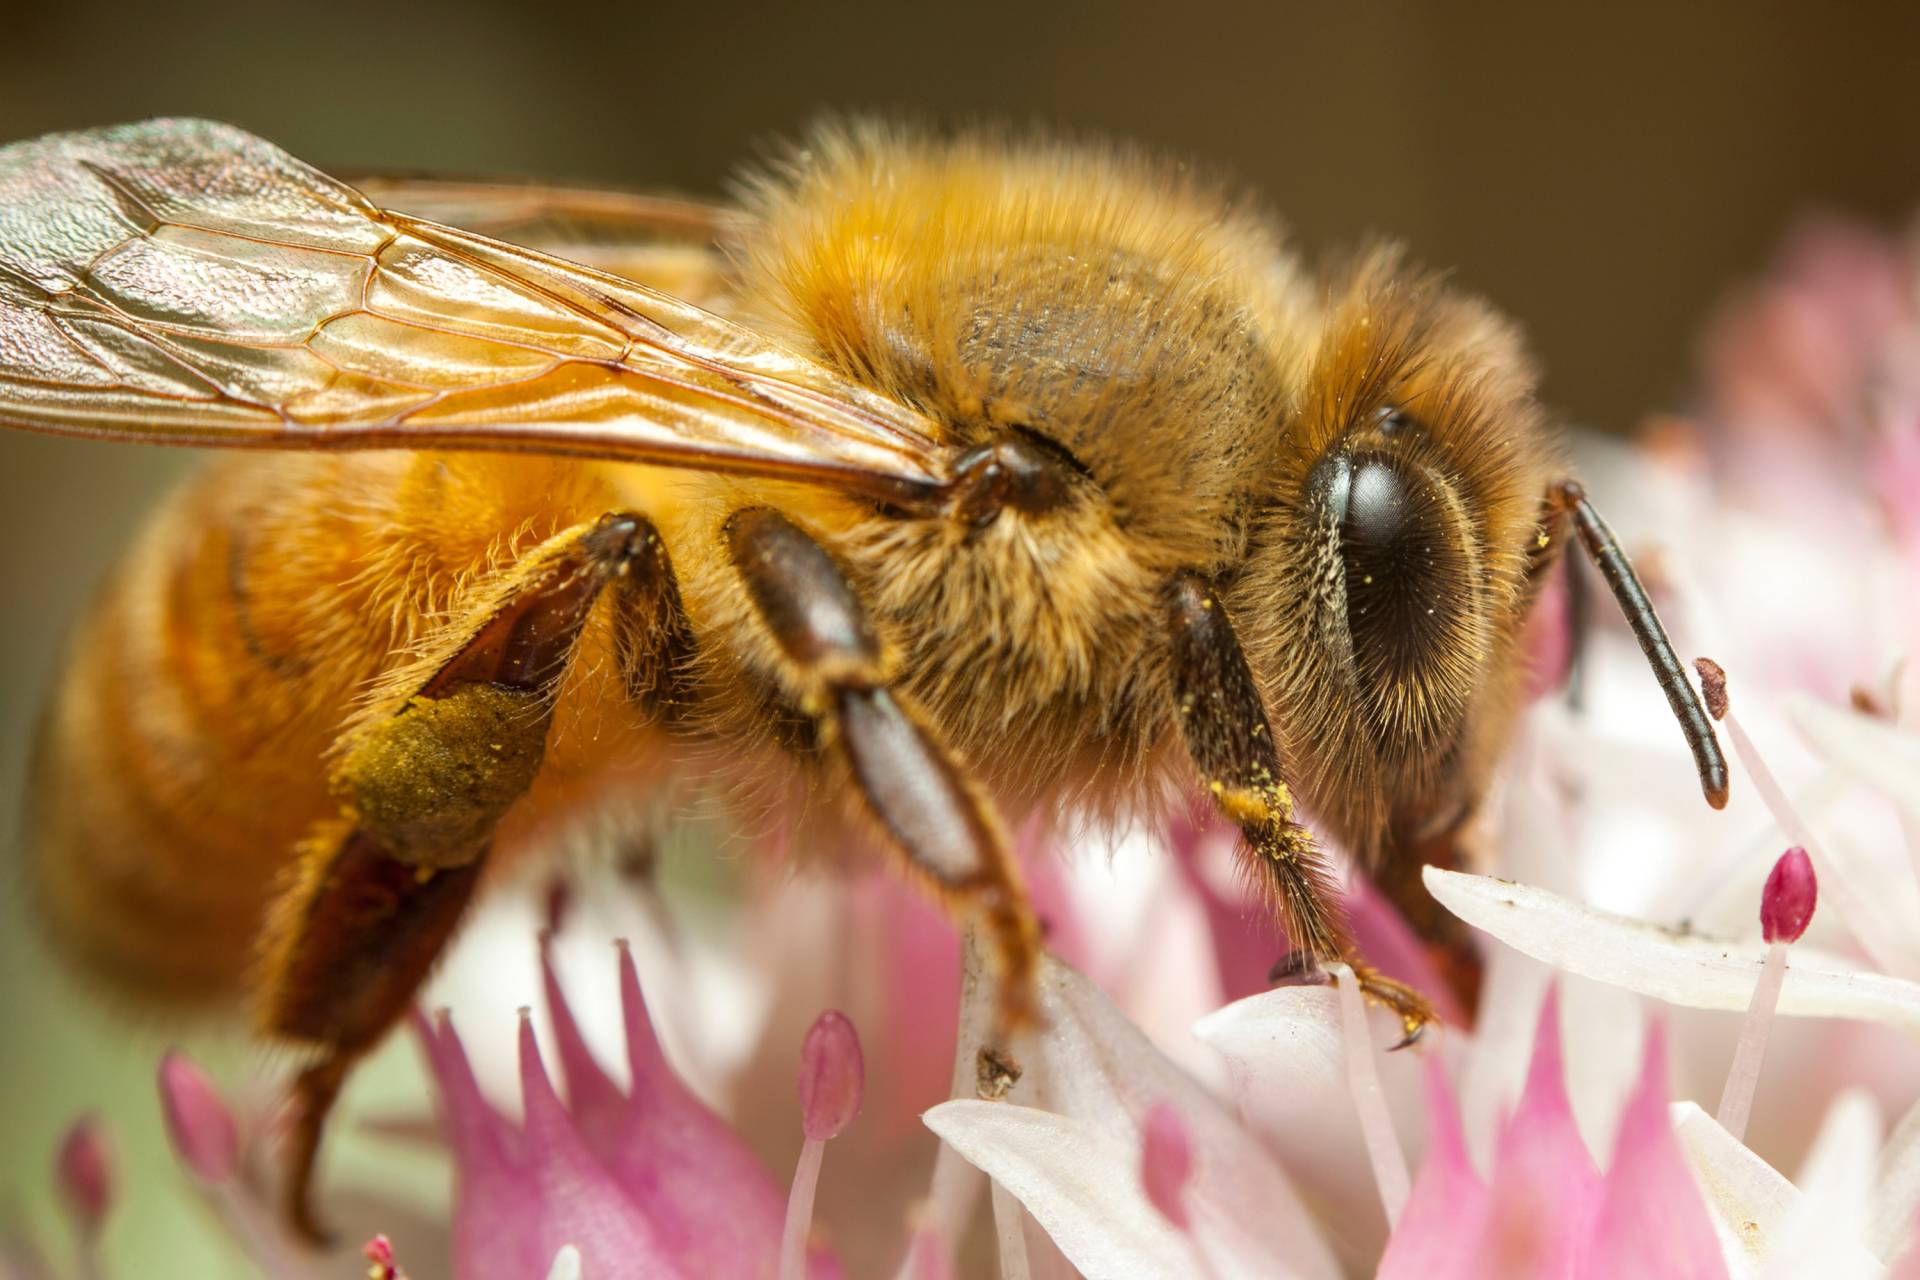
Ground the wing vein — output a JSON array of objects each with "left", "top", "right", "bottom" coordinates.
[{"left": 0, "top": 120, "right": 955, "bottom": 500}]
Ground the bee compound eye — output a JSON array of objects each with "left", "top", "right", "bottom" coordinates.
[
  {"left": 1313, "top": 451, "right": 1417, "bottom": 573},
  {"left": 1343, "top": 457, "right": 1409, "bottom": 556},
  {"left": 1310, "top": 449, "right": 1469, "bottom": 705}
]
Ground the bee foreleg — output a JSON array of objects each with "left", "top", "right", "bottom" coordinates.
[
  {"left": 612, "top": 516, "right": 699, "bottom": 722},
  {"left": 725, "top": 506, "right": 1042, "bottom": 1035},
  {"left": 1161, "top": 570, "right": 1436, "bottom": 1045},
  {"left": 255, "top": 511, "right": 657, "bottom": 1244}
]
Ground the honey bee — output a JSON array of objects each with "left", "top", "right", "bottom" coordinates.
[{"left": 0, "top": 118, "right": 1726, "bottom": 1239}]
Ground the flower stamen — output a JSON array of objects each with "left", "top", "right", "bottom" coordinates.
[
  {"left": 1716, "top": 847, "right": 1818, "bottom": 1142},
  {"left": 1695, "top": 656, "right": 1902, "bottom": 971},
  {"left": 1333, "top": 962, "right": 1412, "bottom": 1224},
  {"left": 989, "top": 1181, "right": 1032, "bottom": 1280},
  {"left": 364, "top": 1234, "right": 411, "bottom": 1280},
  {"left": 780, "top": 1010, "right": 864, "bottom": 1280}
]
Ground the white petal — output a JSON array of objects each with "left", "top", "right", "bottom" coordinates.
[
  {"left": 1423, "top": 867, "right": 1920, "bottom": 1031},
  {"left": 1672, "top": 1102, "right": 1885, "bottom": 1280},
  {"left": 1029, "top": 957, "right": 1339, "bottom": 1274},
  {"left": 1191, "top": 984, "right": 1420, "bottom": 1263},
  {"left": 1871, "top": 1094, "right": 1920, "bottom": 1261},
  {"left": 1770, "top": 694, "right": 1920, "bottom": 976},
  {"left": 544, "top": 1244, "right": 583, "bottom": 1280},
  {"left": 1786, "top": 694, "right": 1920, "bottom": 830},
  {"left": 1765, "top": 1091, "right": 1884, "bottom": 1276},
  {"left": 932, "top": 954, "right": 1342, "bottom": 1280},
  {"left": 1788, "top": 695, "right": 1920, "bottom": 943},
  {"left": 929, "top": 1100, "right": 1340, "bottom": 1280}
]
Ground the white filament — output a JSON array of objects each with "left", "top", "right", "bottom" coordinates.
[
  {"left": 778, "top": 1138, "right": 825, "bottom": 1280},
  {"left": 1716, "top": 939, "right": 1789, "bottom": 1143},
  {"left": 1333, "top": 963, "right": 1411, "bottom": 1224}
]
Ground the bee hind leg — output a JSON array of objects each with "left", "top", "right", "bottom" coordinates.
[
  {"left": 255, "top": 511, "right": 667, "bottom": 1244},
  {"left": 1160, "top": 570, "right": 1438, "bottom": 1046},
  {"left": 725, "top": 506, "right": 1043, "bottom": 1040}
]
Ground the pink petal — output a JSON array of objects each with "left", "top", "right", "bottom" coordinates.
[
  {"left": 1872, "top": 418, "right": 1920, "bottom": 557},
  {"left": 1376, "top": 1058, "right": 1487, "bottom": 1280},
  {"left": 415, "top": 1014, "right": 564, "bottom": 1280},
  {"left": 415, "top": 1010, "right": 518, "bottom": 1178},
  {"left": 419, "top": 979, "right": 825, "bottom": 1280},
  {"left": 540, "top": 941, "right": 625, "bottom": 1126},
  {"left": 156, "top": 1052, "right": 238, "bottom": 1183},
  {"left": 797, "top": 1011, "right": 864, "bottom": 1142},
  {"left": 1588, "top": 1024, "right": 1728, "bottom": 1279},
  {"left": 1523, "top": 558, "right": 1576, "bottom": 701},
  {"left": 1479, "top": 986, "right": 1601, "bottom": 1277},
  {"left": 900, "top": 1226, "right": 956, "bottom": 1280},
  {"left": 1017, "top": 816, "right": 1092, "bottom": 972},
  {"left": 597, "top": 944, "right": 833, "bottom": 1278},
  {"left": 55, "top": 1115, "right": 113, "bottom": 1235},
  {"left": 851, "top": 869, "right": 961, "bottom": 1135},
  {"left": 1166, "top": 813, "right": 1283, "bottom": 1003},
  {"left": 1140, "top": 1101, "right": 1195, "bottom": 1230},
  {"left": 508, "top": 1015, "right": 683, "bottom": 1280}
]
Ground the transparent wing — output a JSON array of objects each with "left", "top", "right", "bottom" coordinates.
[
  {"left": 346, "top": 174, "right": 736, "bottom": 301},
  {"left": 0, "top": 119, "right": 949, "bottom": 504}
]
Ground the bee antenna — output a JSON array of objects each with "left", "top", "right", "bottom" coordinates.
[{"left": 1555, "top": 479, "right": 1729, "bottom": 810}]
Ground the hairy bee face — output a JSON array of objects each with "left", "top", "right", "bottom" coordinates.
[{"left": 1235, "top": 248, "right": 1561, "bottom": 860}]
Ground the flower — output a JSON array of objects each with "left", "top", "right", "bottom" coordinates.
[
  {"left": 1378, "top": 997, "right": 1724, "bottom": 1280},
  {"left": 423, "top": 939, "right": 847, "bottom": 1280}
]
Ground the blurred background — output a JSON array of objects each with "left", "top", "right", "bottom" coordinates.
[{"left": 1, "top": 1, "right": 1917, "bottom": 1274}]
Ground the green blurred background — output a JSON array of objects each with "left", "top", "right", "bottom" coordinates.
[{"left": 2, "top": 1, "right": 1917, "bottom": 1274}]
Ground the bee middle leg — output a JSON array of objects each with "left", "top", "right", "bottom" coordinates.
[
  {"left": 1161, "top": 571, "right": 1436, "bottom": 1044},
  {"left": 725, "top": 507, "right": 1043, "bottom": 1034},
  {"left": 255, "top": 510, "right": 671, "bottom": 1242}
]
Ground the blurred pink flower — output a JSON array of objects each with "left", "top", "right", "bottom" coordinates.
[
  {"left": 419, "top": 940, "right": 845, "bottom": 1280},
  {"left": 1379, "top": 994, "right": 1723, "bottom": 1280}
]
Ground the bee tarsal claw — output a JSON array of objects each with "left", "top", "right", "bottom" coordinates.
[{"left": 1349, "top": 964, "right": 1438, "bottom": 1050}]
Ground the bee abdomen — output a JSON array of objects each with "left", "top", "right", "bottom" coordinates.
[
  {"left": 25, "top": 450, "right": 647, "bottom": 1010},
  {"left": 27, "top": 471, "right": 342, "bottom": 1006}
]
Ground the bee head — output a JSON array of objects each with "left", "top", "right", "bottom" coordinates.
[{"left": 1232, "top": 247, "right": 1560, "bottom": 858}]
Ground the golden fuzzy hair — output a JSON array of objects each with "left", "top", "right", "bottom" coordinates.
[
  {"left": 1233, "top": 246, "right": 1561, "bottom": 858},
  {"left": 730, "top": 121, "right": 1316, "bottom": 573}
]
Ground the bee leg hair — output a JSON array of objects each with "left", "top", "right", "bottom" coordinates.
[
  {"left": 1161, "top": 570, "right": 1436, "bottom": 1046},
  {"left": 725, "top": 506, "right": 1043, "bottom": 1034},
  {"left": 257, "top": 511, "right": 663, "bottom": 1244}
]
